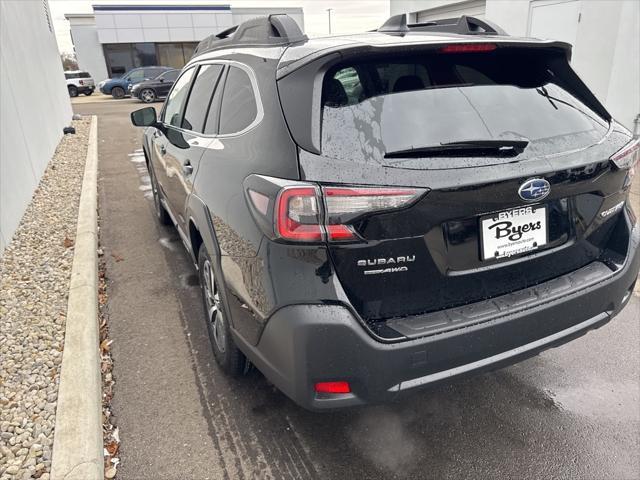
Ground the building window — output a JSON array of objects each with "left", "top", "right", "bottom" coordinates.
[
  {"left": 157, "top": 43, "right": 199, "bottom": 69},
  {"left": 103, "top": 42, "right": 198, "bottom": 77}
]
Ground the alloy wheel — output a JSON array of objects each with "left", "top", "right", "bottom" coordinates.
[
  {"left": 202, "top": 259, "right": 226, "bottom": 353},
  {"left": 141, "top": 89, "right": 155, "bottom": 103}
]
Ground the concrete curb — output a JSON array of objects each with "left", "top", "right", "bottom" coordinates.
[{"left": 51, "top": 116, "right": 104, "bottom": 480}]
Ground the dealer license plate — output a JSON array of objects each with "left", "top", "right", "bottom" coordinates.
[{"left": 480, "top": 205, "right": 548, "bottom": 260}]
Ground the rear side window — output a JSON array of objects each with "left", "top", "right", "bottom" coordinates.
[
  {"left": 161, "top": 70, "right": 179, "bottom": 82},
  {"left": 182, "top": 64, "right": 224, "bottom": 133},
  {"left": 163, "top": 68, "right": 195, "bottom": 127},
  {"left": 321, "top": 50, "right": 609, "bottom": 164},
  {"left": 219, "top": 66, "right": 257, "bottom": 135},
  {"left": 65, "top": 73, "right": 78, "bottom": 79}
]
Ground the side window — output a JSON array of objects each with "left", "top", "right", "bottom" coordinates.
[
  {"left": 219, "top": 66, "right": 258, "bottom": 135},
  {"left": 203, "top": 72, "right": 225, "bottom": 135},
  {"left": 145, "top": 68, "right": 163, "bottom": 79},
  {"left": 79, "top": 72, "right": 91, "bottom": 79},
  {"left": 127, "top": 69, "right": 145, "bottom": 82},
  {"left": 163, "top": 70, "right": 179, "bottom": 82},
  {"left": 163, "top": 68, "right": 196, "bottom": 128},
  {"left": 182, "top": 64, "right": 224, "bottom": 133}
]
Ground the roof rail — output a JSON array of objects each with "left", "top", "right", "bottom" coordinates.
[
  {"left": 378, "top": 13, "right": 507, "bottom": 36},
  {"left": 193, "top": 14, "right": 307, "bottom": 57}
]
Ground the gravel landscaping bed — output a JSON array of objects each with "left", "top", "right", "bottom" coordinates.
[{"left": 0, "top": 118, "right": 91, "bottom": 480}]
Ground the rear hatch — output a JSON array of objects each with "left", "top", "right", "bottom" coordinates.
[{"left": 277, "top": 41, "right": 632, "bottom": 325}]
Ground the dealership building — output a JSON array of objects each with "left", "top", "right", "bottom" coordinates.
[{"left": 65, "top": 4, "right": 304, "bottom": 82}]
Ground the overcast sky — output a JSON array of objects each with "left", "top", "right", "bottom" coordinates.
[{"left": 49, "top": 0, "right": 391, "bottom": 54}]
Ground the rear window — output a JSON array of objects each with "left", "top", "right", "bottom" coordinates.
[
  {"left": 79, "top": 72, "right": 91, "bottom": 78},
  {"left": 321, "top": 50, "right": 609, "bottom": 165}
]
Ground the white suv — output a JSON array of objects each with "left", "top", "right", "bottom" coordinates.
[{"left": 64, "top": 71, "right": 95, "bottom": 97}]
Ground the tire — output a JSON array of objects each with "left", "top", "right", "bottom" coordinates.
[
  {"left": 68, "top": 85, "right": 78, "bottom": 97},
  {"left": 140, "top": 88, "right": 156, "bottom": 103},
  {"left": 85, "top": 90, "right": 93, "bottom": 96},
  {"left": 111, "top": 86, "right": 125, "bottom": 99},
  {"left": 198, "top": 244, "right": 246, "bottom": 376},
  {"left": 148, "top": 163, "right": 171, "bottom": 225}
]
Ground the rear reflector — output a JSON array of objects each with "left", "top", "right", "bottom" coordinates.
[
  {"left": 314, "top": 381, "right": 351, "bottom": 394},
  {"left": 439, "top": 43, "right": 497, "bottom": 54}
]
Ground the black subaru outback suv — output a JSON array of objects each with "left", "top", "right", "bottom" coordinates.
[{"left": 131, "top": 14, "right": 639, "bottom": 410}]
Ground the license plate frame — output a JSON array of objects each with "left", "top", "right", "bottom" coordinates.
[{"left": 480, "top": 205, "right": 548, "bottom": 261}]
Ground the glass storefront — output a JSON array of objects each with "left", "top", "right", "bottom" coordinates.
[
  {"left": 103, "top": 42, "right": 198, "bottom": 77},
  {"left": 157, "top": 43, "right": 199, "bottom": 69}
]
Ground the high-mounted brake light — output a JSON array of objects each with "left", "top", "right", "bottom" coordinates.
[
  {"left": 314, "top": 381, "right": 351, "bottom": 394},
  {"left": 271, "top": 183, "right": 426, "bottom": 243},
  {"left": 439, "top": 43, "right": 497, "bottom": 54}
]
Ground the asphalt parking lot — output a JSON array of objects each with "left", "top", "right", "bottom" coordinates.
[{"left": 74, "top": 97, "right": 640, "bottom": 480}]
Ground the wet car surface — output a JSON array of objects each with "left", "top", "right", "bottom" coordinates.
[{"left": 75, "top": 99, "right": 639, "bottom": 480}]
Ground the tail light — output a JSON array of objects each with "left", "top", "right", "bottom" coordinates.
[
  {"left": 275, "top": 186, "right": 323, "bottom": 241},
  {"left": 79, "top": 80, "right": 84, "bottom": 85},
  {"left": 322, "top": 187, "right": 424, "bottom": 241},
  {"left": 611, "top": 138, "right": 639, "bottom": 187},
  {"left": 248, "top": 177, "right": 426, "bottom": 243}
]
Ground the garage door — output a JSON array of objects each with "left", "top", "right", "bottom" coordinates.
[
  {"left": 529, "top": 0, "right": 580, "bottom": 46},
  {"left": 416, "top": 0, "right": 486, "bottom": 22}
]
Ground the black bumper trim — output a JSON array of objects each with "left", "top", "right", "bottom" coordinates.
[{"left": 389, "top": 311, "right": 609, "bottom": 392}]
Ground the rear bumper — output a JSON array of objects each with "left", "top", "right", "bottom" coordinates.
[
  {"left": 237, "top": 216, "right": 639, "bottom": 410},
  {"left": 78, "top": 86, "right": 94, "bottom": 94}
]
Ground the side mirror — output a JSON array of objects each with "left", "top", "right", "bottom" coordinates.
[
  {"left": 131, "top": 107, "right": 158, "bottom": 127},
  {"left": 159, "top": 78, "right": 165, "bottom": 83}
]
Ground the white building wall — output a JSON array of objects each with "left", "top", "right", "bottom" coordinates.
[
  {"left": 67, "top": 16, "right": 109, "bottom": 82},
  {"left": 93, "top": 8, "right": 234, "bottom": 44},
  {"left": 0, "top": 0, "right": 73, "bottom": 254},
  {"left": 389, "top": 0, "right": 640, "bottom": 130}
]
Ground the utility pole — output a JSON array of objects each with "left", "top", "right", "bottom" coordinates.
[{"left": 327, "top": 8, "right": 333, "bottom": 34}]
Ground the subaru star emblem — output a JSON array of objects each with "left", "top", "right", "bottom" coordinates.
[{"left": 518, "top": 178, "right": 550, "bottom": 202}]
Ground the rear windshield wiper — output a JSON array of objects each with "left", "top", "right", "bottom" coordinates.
[{"left": 384, "top": 139, "right": 529, "bottom": 159}]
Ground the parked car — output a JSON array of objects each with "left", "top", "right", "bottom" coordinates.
[
  {"left": 131, "top": 69, "right": 180, "bottom": 103},
  {"left": 64, "top": 70, "right": 94, "bottom": 97},
  {"left": 100, "top": 66, "right": 173, "bottom": 99},
  {"left": 130, "top": 14, "right": 640, "bottom": 410}
]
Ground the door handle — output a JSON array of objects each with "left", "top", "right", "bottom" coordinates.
[{"left": 182, "top": 160, "right": 193, "bottom": 175}]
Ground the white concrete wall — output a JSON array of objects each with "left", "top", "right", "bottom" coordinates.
[
  {"left": 0, "top": 0, "right": 73, "bottom": 254},
  {"left": 68, "top": 16, "right": 109, "bottom": 82},
  {"left": 94, "top": 8, "right": 234, "bottom": 44}
]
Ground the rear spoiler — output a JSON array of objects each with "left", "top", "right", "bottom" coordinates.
[{"left": 276, "top": 41, "right": 611, "bottom": 154}]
